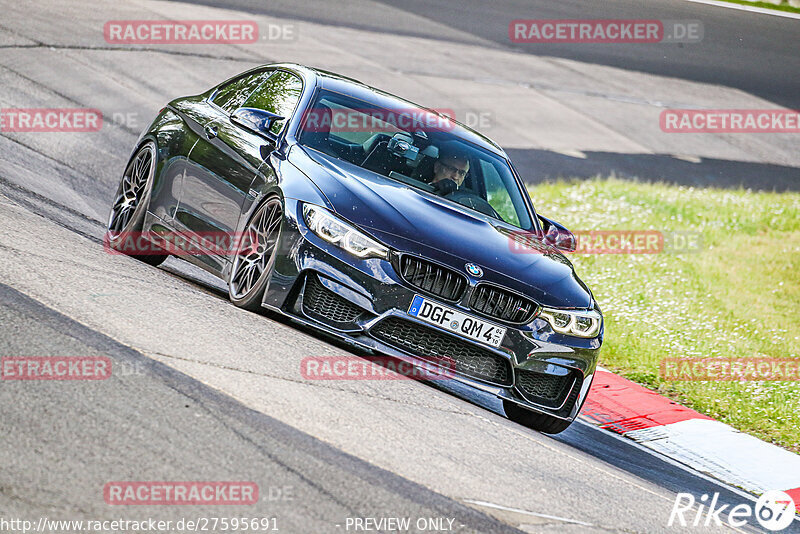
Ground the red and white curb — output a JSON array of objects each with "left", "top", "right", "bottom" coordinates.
[{"left": 580, "top": 367, "right": 800, "bottom": 513}]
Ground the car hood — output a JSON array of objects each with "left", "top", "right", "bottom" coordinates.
[{"left": 290, "top": 146, "right": 592, "bottom": 308}]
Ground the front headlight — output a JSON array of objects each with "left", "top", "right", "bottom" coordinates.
[
  {"left": 539, "top": 308, "right": 602, "bottom": 338},
  {"left": 302, "top": 203, "right": 389, "bottom": 260}
]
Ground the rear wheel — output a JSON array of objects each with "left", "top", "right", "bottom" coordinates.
[
  {"left": 503, "top": 400, "right": 572, "bottom": 434},
  {"left": 228, "top": 196, "right": 283, "bottom": 311},
  {"left": 106, "top": 141, "right": 168, "bottom": 266}
]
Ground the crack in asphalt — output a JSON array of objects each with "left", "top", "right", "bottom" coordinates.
[
  {"left": 145, "top": 349, "right": 475, "bottom": 415},
  {"left": 0, "top": 240, "right": 189, "bottom": 292},
  {"left": 0, "top": 175, "right": 103, "bottom": 224},
  {"left": 392, "top": 67, "right": 689, "bottom": 110},
  {"left": 0, "top": 62, "right": 150, "bottom": 138},
  {"left": 0, "top": 128, "right": 122, "bottom": 189},
  {"left": 0, "top": 242, "right": 202, "bottom": 300},
  {"left": 0, "top": 10, "right": 272, "bottom": 61},
  {"left": 0, "top": 41, "right": 263, "bottom": 144},
  {"left": 0, "top": 2, "right": 270, "bottom": 63},
  {"left": 0, "top": 192, "right": 232, "bottom": 295},
  {"left": 0, "top": 43, "right": 268, "bottom": 63}
]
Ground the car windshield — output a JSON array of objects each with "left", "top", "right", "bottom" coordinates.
[{"left": 297, "top": 90, "right": 533, "bottom": 230}]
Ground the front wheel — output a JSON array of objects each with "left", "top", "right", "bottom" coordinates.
[
  {"left": 228, "top": 196, "right": 283, "bottom": 311},
  {"left": 503, "top": 401, "right": 573, "bottom": 434}
]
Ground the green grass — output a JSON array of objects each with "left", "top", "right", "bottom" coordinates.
[
  {"left": 712, "top": 0, "right": 800, "bottom": 14},
  {"left": 529, "top": 177, "right": 800, "bottom": 453}
]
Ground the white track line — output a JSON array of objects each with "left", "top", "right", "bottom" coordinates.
[
  {"left": 462, "top": 499, "right": 595, "bottom": 527},
  {"left": 686, "top": 0, "right": 800, "bottom": 19}
]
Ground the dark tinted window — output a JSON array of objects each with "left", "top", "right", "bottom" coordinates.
[
  {"left": 242, "top": 71, "right": 303, "bottom": 134},
  {"left": 211, "top": 69, "right": 273, "bottom": 113}
]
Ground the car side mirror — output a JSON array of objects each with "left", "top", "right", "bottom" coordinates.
[
  {"left": 231, "top": 107, "right": 284, "bottom": 145},
  {"left": 539, "top": 215, "right": 577, "bottom": 253}
]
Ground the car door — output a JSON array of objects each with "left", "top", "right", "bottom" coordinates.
[
  {"left": 174, "top": 68, "right": 274, "bottom": 248},
  {"left": 235, "top": 70, "right": 304, "bottom": 214}
]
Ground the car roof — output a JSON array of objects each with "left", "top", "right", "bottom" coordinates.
[{"left": 270, "top": 63, "right": 506, "bottom": 157}]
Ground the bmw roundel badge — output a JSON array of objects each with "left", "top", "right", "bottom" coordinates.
[{"left": 465, "top": 263, "right": 483, "bottom": 278}]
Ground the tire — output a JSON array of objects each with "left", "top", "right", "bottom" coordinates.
[
  {"left": 106, "top": 141, "right": 168, "bottom": 266},
  {"left": 228, "top": 195, "right": 283, "bottom": 312},
  {"left": 503, "top": 400, "right": 573, "bottom": 434}
]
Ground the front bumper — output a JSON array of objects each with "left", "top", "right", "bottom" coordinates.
[{"left": 262, "top": 199, "right": 601, "bottom": 421}]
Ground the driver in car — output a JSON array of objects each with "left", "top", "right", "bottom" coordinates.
[{"left": 431, "top": 145, "right": 469, "bottom": 188}]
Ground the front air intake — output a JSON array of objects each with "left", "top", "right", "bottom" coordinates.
[
  {"left": 396, "top": 255, "right": 467, "bottom": 302},
  {"left": 468, "top": 283, "right": 538, "bottom": 324}
]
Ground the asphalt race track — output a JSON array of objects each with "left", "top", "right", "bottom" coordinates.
[
  {"left": 188, "top": 0, "right": 800, "bottom": 109},
  {"left": 1, "top": 1, "right": 798, "bottom": 533}
]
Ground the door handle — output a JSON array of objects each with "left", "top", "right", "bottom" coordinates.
[{"left": 204, "top": 125, "right": 218, "bottom": 139}]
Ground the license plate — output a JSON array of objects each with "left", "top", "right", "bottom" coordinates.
[{"left": 407, "top": 295, "right": 506, "bottom": 348}]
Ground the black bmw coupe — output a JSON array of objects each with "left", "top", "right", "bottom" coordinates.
[{"left": 106, "top": 63, "right": 603, "bottom": 433}]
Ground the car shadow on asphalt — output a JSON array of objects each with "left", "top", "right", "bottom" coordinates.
[{"left": 506, "top": 148, "right": 800, "bottom": 192}]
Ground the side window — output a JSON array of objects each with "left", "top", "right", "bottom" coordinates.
[
  {"left": 480, "top": 160, "right": 521, "bottom": 227},
  {"left": 242, "top": 71, "right": 303, "bottom": 134},
  {"left": 211, "top": 70, "right": 273, "bottom": 114}
]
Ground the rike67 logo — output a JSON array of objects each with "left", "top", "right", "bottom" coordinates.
[{"left": 669, "top": 490, "right": 797, "bottom": 531}]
